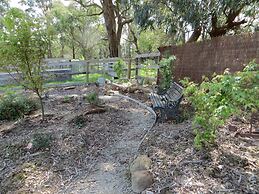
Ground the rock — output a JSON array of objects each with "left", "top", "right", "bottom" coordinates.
[
  {"left": 142, "top": 190, "right": 154, "bottom": 194},
  {"left": 130, "top": 155, "right": 152, "bottom": 174},
  {"left": 132, "top": 170, "right": 153, "bottom": 193}
]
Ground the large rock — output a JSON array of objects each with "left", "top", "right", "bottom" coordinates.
[
  {"left": 130, "top": 155, "right": 153, "bottom": 193},
  {"left": 132, "top": 170, "right": 153, "bottom": 193},
  {"left": 130, "top": 155, "right": 152, "bottom": 174}
]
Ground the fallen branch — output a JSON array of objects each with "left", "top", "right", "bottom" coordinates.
[{"left": 84, "top": 107, "right": 106, "bottom": 115}]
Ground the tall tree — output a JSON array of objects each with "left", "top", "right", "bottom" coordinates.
[
  {"left": 134, "top": 0, "right": 259, "bottom": 43},
  {"left": 74, "top": 0, "right": 133, "bottom": 57},
  {"left": 51, "top": 2, "right": 102, "bottom": 59}
]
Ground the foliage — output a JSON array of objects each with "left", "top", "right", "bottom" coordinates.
[
  {"left": 137, "top": 29, "right": 171, "bottom": 52},
  {"left": 182, "top": 61, "right": 259, "bottom": 148},
  {"left": 32, "top": 133, "right": 52, "bottom": 151},
  {"left": 114, "top": 59, "right": 126, "bottom": 79},
  {"left": 85, "top": 92, "right": 101, "bottom": 106},
  {"left": 158, "top": 56, "right": 176, "bottom": 92},
  {"left": 0, "top": 93, "right": 38, "bottom": 121},
  {"left": 134, "top": 0, "right": 259, "bottom": 42},
  {"left": 63, "top": 95, "right": 71, "bottom": 103},
  {"left": 0, "top": 8, "right": 47, "bottom": 119}
]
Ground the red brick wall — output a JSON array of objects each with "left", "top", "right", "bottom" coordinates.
[{"left": 159, "top": 32, "right": 259, "bottom": 83}]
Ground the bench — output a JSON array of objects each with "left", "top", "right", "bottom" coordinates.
[{"left": 150, "top": 82, "right": 183, "bottom": 122}]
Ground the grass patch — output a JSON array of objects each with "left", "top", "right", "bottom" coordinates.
[{"left": 44, "top": 73, "right": 112, "bottom": 86}]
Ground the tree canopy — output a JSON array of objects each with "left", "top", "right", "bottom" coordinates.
[
  {"left": 1, "top": 0, "right": 257, "bottom": 59},
  {"left": 134, "top": 0, "right": 259, "bottom": 43}
]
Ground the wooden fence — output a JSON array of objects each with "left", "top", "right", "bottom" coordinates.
[{"left": 0, "top": 52, "right": 161, "bottom": 86}]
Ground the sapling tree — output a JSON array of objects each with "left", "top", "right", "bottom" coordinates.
[{"left": 0, "top": 8, "right": 48, "bottom": 120}]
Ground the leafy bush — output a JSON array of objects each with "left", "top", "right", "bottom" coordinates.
[
  {"left": 182, "top": 61, "right": 259, "bottom": 148},
  {"left": 0, "top": 93, "right": 38, "bottom": 120},
  {"left": 85, "top": 92, "right": 101, "bottom": 106},
  {"left": 158, "top": 56, "right": 176, "bottom": 92},
  {"left": 114, "top": 59, "right": 125, "bottom": 79}
]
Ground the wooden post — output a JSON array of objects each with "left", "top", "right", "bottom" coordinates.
[
  {"left": 86, "top": 61, "right": 89, "bottom": 83},
  {"left": 127, "top": 58, "right": 132, "bottom": 80},
  {"left": 135, "top": 57, "right": 139, "bottom": 80},
  {"left": 156, "top": 56, "right": 160, "bottom": 85}
]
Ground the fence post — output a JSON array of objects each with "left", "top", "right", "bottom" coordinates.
[
  {"left": 86, "top": 61, "right": 89, "bottom": 83},
  {"left": 127, "top": 58, "right": 132, "bottom": 80},
  {"left": 135, "top": 57, "right": 139, "bottom": 80}
]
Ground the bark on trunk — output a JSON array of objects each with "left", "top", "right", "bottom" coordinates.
[
  {"left": 36, "top": 91, "right": 45, "bottom": 120},
  {"left": 102, "top": 0, "right": 119, "bottom": 57},
  {"left": 187, "top": 26, "right": 202, "bottom": 43},
  {"left": 72, "top": 43, "right": 76, "bottom": 59},
  {"left": 60, "top": 39, "right": 64, "bottom": 58},
  {"left": 209, "top": 9, "right": 246, "bottom": 38},
  {"left": 47, "top": 39, "right": 52, "bottom": 58}
]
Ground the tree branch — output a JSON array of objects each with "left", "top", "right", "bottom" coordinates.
[
  {"left": 121, "top": 18, "right": 133, "bottom": 26},
  {"left": 74, "top": 0, "right": 103, "bottom": 10}
]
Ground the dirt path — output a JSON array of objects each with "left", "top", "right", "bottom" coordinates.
[{"left": 61, "top": 96, "right": 155, "bottom": 194}]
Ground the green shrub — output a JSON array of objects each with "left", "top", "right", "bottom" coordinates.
[
  {"left": 182, "top": 61, "right": 259, "bottom": 148},
  {"left": 0, "top": 93, "right": 38, "bottom": 120},
  {"left": 114, "top": 59, "right": 125, "bottom": 79},
  {"left": 85, "top": 92, "right": 101, "bottom": 106},
  {"left": 158, "top": 56, "right": 176, "bottom": 92},
  {"left": 32, "top": 133, "right": 52, "bottom": 151}
]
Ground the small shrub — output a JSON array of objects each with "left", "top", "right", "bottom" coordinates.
[
  {"left": 32, "top": 133, "right": 52, "bottom": 151},
  {"left": 0, "top": 93, "right": 38, "bottom": 120},
  {"left": 114, "top": 59, "right": 125, "bottom": 79},
  {"left": 182, "top": 61, "right": 259, "bottom": 148},
  {"left": 85, "top": 92, "right": 101, "bottom": 106}
]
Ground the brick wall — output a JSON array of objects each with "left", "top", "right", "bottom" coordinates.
[{"left": 159, "top": 32, "right": 259, "bottom": 82}]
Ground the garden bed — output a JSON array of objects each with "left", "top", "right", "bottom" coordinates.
[
  {"left": 0, "top": 85, "right": 134, "bottom": 193},
  {"left": 139, "top": 117, "right": 259, "bottom": 193}
]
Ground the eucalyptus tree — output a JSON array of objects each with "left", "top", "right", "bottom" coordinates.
[
  {"left": 134, "top": 0, "right": 259, "bottom": 43},
  {"left": 51, "top": 2, "right": 103, "bottom": 59},
  {"left": 74, "top": 0, "right": 133, "bottom": 57}
]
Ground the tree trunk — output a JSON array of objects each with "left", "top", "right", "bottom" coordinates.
[
  {"left": 187, "top": 26, "right": 202, "bottom": 43},
  {"left": 101, "top": 0, "right": 119, "bottom": 57},
  {"left": 36, "top": 91, "right": 45, "bottom": 120},
  {"left": 60, "top": 39, "right": 65, "bottom": 58},
  {"left": 72, "top": 43, "right": 76, "bottom": 59},
  {"left": 129, "top": 25, "right": 140, "bottom": 54},
  {"left": 209, "top": 10, "right": 246, "bottom": 38},
  {"left": 47, "top": 39, "right": 52, "bottom": 58}
]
